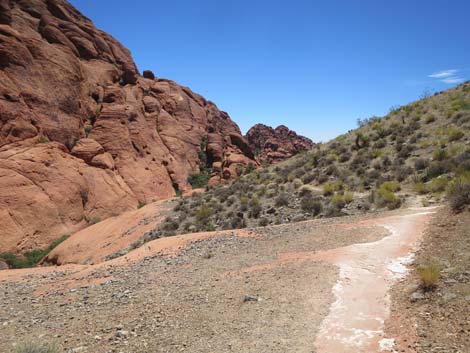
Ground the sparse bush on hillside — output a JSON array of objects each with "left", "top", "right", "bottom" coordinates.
[
  {"left": 195, "top": 204, "right": 213, "bottom": 223},
  {"left": 300, "top": 197, "right": 322, "bottom": 215},
  {"left": 330, "top": 194, "right": 346, "bottom": 209},
  {"left": 425, "top": 160, "right": 452, "bottom": 180},
  {"left": 161, "top": 217, "right": 179, "bottom": 232},
  {"left": 298, "top": 184, "right": 317, "bottom": 197},
  {"left": 413, "top": 182, "right": 428, "bottom": 195},
  {"left": 414, "top": 158, "right": 429, "bottom": 171},
  {"left": 428, "top": 177, "right": 449, "bottom": 192},
  {"left": 343, "top": 191, "right": 354, "bottom": 203},
  {"left": 322, "top": 181, "right": 343, "bottom": 196},
  {"left": 373, "top": 182, "right": 401, "bottom": 209},
  {"left": 424, "top": 114, "right": 436, "bottom": 124},
  {"left": 292, "top": 178, "right": 303, "bottom": 189},
  {"left": 433, "top": 148, "right": 448, "bottom": 161},
  {"left": 274, "top": 193, "right": 289, "bottom": 207},
  {"left": 394, "top": 165, "right": 412, "bottom": 182},
  {"left": 447, "top": 128, "right": 464, "bottom": 142},
  {"left": 258, "top": 218, "right": 269, "bottom": 227},
  {"left": 379, "top": 181, "right": 401, "bottom": 193},
  {"left": 446, "top": 174, "right": 470, "bottom": 211}
]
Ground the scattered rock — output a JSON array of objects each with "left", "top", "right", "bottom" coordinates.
[
  {"left": 243, "top": 295, "right": 260, "bottom": 302},
  {"left": 142, "top": 70, "right": 155, "bottom": 80},
  {"left": 410, "top": 291, "right": 425, "bottom": 302}
]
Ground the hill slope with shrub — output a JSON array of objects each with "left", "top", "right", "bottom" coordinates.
[{"left": 149, "top": 82, "right": 470, "bottom": 239}]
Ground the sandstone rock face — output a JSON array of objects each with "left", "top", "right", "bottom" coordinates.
[
  {"left": 0, "top": 0, "right": 257, "bottom": 253},
  {"left": 246, "top": 124, "right": 314, "bottom": 164},
  {"left": 71, "top": 138, "right": 104, "bottom": 163}
]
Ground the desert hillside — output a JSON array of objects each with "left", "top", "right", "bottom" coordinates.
[{"left": 145, "top": 82, "right": 470, "bottom": 237}]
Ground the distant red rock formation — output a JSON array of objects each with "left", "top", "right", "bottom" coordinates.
[{"left": 246, "top": 124, "right": 314, "bottom": 163}]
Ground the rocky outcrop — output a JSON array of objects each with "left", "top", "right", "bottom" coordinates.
[
  {"left": 246, "top": 124, "right": 314, "bottom": 163},
  {"left": 0, "top": 0, "right": 257, "bottom": 253}
]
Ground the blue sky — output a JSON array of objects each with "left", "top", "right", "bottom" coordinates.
[{"left": 70, "top": 0, "right": 470, "bottom": 142}]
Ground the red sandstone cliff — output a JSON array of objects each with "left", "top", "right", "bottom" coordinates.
[{"left": 0, "top": 0, "right": 256, "bottom": 252}]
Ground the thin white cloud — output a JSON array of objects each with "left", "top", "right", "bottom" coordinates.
[
  {"left": 427, "top": 69, "right": 466, "bottom": 85},
  {"left": 441, "top": 77, "right": 465, "bottom": 84},
  {"left": 428, "top": 69, "right": 458, "bottom": 78}
]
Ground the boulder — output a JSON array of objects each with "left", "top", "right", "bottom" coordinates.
[
  {"left": 91, "top": 152, "right": 114, "bottom": 169},
  {"left": 143, "top": 70, "right": 155, "bottom": 80},
  {"left": 71, "top": 139, "right": 104, "bottom": 163}
]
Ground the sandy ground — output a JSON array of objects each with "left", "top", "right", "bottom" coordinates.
[{"left": 0, "top": 207, "right": 437, "bottom": 353}]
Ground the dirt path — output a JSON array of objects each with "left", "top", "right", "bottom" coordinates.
[
  {"left": 0, "top": 207, "right": 436, "bottom": 353},
  {"left": 313, "top": 209, "right": 436, "bottom": 352}
]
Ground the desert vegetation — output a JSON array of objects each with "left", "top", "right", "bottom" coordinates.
[
  {"left": 417, "top": 261, "right": 441, "bottom": 291},
  {"left": 14, "top": 342, "right": 60, "bottom": 353},
  {"left": 144, "top": 82, "right": 470, "bottom": 239},
  {"left": 0, "top": 235, "right": 69, "bottom": 269}
]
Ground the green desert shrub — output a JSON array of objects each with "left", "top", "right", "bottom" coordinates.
[
  {"left": 322, "top": 181, "right": 343, "bottom": 196},
  {"left": 258, "top": 218, "right": 269, "bottom": 227},
  {"left": 188, "top": 173, "right": 210, "bottom": 188},
  {"left": 446, "top": 174, "right": 470, "bottom": 211},
  {"left": 379, "top": 181, "right": 401, "bottom": 193},
  {"left": 343, "top": 191, "right": 354, "bottom": 203},
  {"left": 424, "top": 114, "right": 436, "bottom": 124},
  {"left": 300, "top": 197, "right": 322, "bottom": 215},
  {"left": 447, "top": 128, "right": 464, "bottom": 142},
  {"left": 298, "top": 184, "right": 317, "bottom": 197},
  {"left": 248, "top": 204, "right": 262, "bottom": 218},
  {"left": 428, "top": 177, "right": 449, "bottom": 192},
  {"left": 330, "top": 194, "right": 346, "bottom": 209},
  {"left": 413, "top": 182, "right": 428, "bottom": 195},
  {"left": 374, "top": 182, "right": 401, "bottom": 209},
  {"left": 414, "top": 158, "right": 429, "bottom": 171},
  {"left": 161, "top": 217, "right": 179, "bottom": 232},
  {"left": 394, "top": 166, "right": 412, "bottom": 182},
  {"left": 226, "top": 195, "right": 237, "bottom": 206},
  {"left": 425, "top": 160, "right": 452, "bottom": 180},
  {"left": 0, "top": 235, "right": 69, "bottom": 269},
  {"left": 322, "top": 183, "right": 335, "bottom": 196},
  {"left": 14, "top": 342, "right": 60, "bottom": 353},
  {"left": 292, "top": 178, "right": 303, "bottom": 189},
  {"left": 274, "top": 193, "right": 289, "bottom": 207},
  {"left": 417, "top": 261, "right": 441, "bottom": 291},
  {"left": 195, "top": 204, "right": 213, "bottom": 222},
  {"left": 433, "top": 148, "right": 448, "bottom": 161}
]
